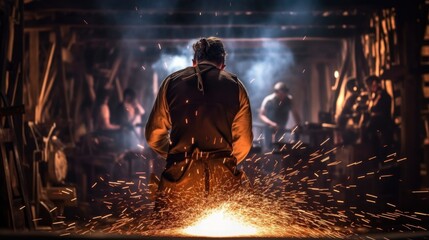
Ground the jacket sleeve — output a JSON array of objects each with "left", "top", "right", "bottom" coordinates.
[
  {"left": 145, "top": 78, "right": 172, "bottom": 158},
  {"left": 231, "top": 80, "right": 253, "bottom": 163}
]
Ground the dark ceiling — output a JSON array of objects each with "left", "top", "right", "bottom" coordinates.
[
  {"left": 23, "top": 0, "right": 398, "bottom": 42},
  {"left": 21, "top": 0, "right": 404, "bottom": 65}
]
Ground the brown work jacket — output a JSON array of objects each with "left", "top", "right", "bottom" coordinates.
[{"left": 145, "top": 62, "right": 253, "bottom": 163}]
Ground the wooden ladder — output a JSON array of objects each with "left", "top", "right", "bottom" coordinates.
[{"left": 0, "top": 101, "right": 34, "bottom": 230}]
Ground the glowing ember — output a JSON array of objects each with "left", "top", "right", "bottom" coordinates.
[{"left": 181, "top": 204, "right": 258, "bottom": 237}]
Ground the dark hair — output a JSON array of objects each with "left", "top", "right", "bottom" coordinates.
[
  {"left": 192, "top": 37, "right": 226, "bottom": 65},
  {"left": 274, "top": 82, "right": 289, "bottom": 93},
  {"left": 123, "top": 88, "right": 136, "bottom": 101},
  {"left": 345, "top": 78, "right": 358, "bottom": 92},
  {"left": 365, "top": 75, "right": 381, "bottom": 85}
]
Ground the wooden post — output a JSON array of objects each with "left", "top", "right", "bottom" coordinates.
[
  {"left": 28, "top": 31, "right": 39, "bottom": 116},
  {"left": 396, "top": 1, "right": 425, "bottom": 204},
  {"left": 56, "top": 27, "right": 74, "bottom": 145}
]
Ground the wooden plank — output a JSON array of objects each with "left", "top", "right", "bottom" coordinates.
[
  {"left": 28, "top": 31, "right": 39, "bottom": 109},
  {"left": 35, "top": 41, "right": 55, "bottom": 123}
]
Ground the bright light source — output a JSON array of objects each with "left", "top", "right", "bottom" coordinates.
[
  {"left": 334, "top": 70, "right": 339, "bottom": 78},
  {"left": 181, "top": 204, "right": 259, "bottom": 237}
]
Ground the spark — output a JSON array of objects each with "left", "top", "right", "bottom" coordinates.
[
  {"left": 320, "top": 138, "right": 330, "bottom": 146},
  {"left": 366, "top": 194, "right": 378, "bottom": 198},
  {"left": 324, "top": 147, "right": 337, "bottom": 155},
  {"left": 412, "top": 190, "right": 428, "bottom": 193},
  {"left": 101, "top": 214, "right": 112, "bottom": 219},
  {"left": 415, "top": 212, "right": 429, "bottom": 216}
]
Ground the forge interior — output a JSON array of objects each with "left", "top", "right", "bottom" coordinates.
[{"left": 1, "top": 0, "right": 429, "bottom": 239}]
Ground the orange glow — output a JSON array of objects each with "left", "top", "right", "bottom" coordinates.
[{"left": 181, "top": 203, "right": 258, "bottom": 237}]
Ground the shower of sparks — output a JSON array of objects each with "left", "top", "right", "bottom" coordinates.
[{"left": 51, "top": 135, "right": 429, "bottom": 238}]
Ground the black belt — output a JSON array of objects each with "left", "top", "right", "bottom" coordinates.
[{"left": 166, "top": 150, "right": 233, "bottom": 163}]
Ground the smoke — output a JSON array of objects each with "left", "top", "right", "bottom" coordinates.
[
  {"left": 227, "top": 40, "right": 295, "bottom": 113},
  {"left": 151, "top": 42, "right": 194, "bottom": 79},
  {"left": 149, "top": 39, "right": 296, "bottom": 125}
]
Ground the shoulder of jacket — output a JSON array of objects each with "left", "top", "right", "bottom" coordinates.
[
  {"left": 220, "top": 69, "right": 238, "bottom": 81},
  {"left": 166, "top": 67, "right": 194, "bottom": 81}
]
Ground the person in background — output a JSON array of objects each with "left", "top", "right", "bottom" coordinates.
[
  {"left": 259, "top": 81, "right": 302, "bottom": 151},
  {"left": 362, "top": 75, "right": 394, "bottom": 160},
  {"left": 93, "top": 87, "right": 120, "bottom": 132},
  {"left": 145, "top": 36, "right": 253, "bottom": 211},
  {"left": 337, "top": 78, "right": 362, "bottom": 145},
  {"left": 117, "top": 88, "right": 145, "bottom": 130},
  {"left": 92, "top": 87, "right": 122, "bottom": 151},
  {"left": 116, "top": 88, "right": 145, "bottom": 149}
]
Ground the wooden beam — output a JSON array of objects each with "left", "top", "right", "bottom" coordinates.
[
  {"left": 28, "top": 31, "right": 39, "bottom": 109},
  {"left": 56, "top": 27, "right": 74, "bottom": 145},
  {"left": 70, "top": 26, "right": 367, "bottom": 41},
  {"left": 24, "top": 0, "right": 398, "bottom": 13},
  {"left": 24, "top": 12, "right": 368, "bottom": 28}
]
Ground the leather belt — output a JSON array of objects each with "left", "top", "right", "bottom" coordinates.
[{"left": 166, "top": 150, "right": 233, "bottom": 163}]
